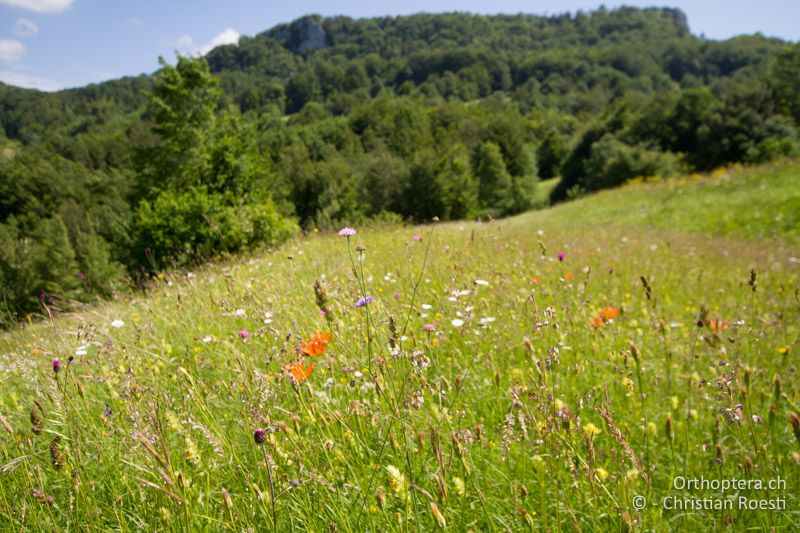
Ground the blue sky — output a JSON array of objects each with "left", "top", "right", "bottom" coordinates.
[{"left": 0, "top": 0, "right": 798, "bottom": 91}]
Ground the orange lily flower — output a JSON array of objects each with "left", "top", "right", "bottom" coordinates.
[
  {"left": 590, "top": 306, "right": 621, "bottom": 329},
  {"left": 300, "top": 331, "right": 332, "bottom": 357},
  {"left": 709, "top": 319, "right": 728, "bottom": 332},
  {"left": 284, "top": 361, "right": 315, "bottom": 382},
  {"left": 600, "top": 307, "right": 620, "bottom": 321}
]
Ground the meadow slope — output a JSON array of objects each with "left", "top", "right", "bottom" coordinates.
[{"left": 1, "top": 162, "right": 798, "bottom": 531}]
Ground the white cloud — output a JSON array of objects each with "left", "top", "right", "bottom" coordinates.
[
  {"left": 162, "top": 28, "right": 240, "bottom": 57},
  {"left": 0, "top": 70, "right": 61, "bottom": 91},
  {"left": 13, "top": 18, "right": 38, "bottom": 37},
  {"left": 198, "top": 28, "right": 239, "bottom": 55},
  {"left": 0, "top": 39, "right": 26, "bottom": 61},
  {"left": 0, "top": 0, "right": 73, "bottom": 13}
]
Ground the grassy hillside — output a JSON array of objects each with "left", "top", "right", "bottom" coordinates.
[
  {"left": 1, "top": 162, "right": 798, "bottom": 530},
  {"left": 528, "top": 160, "right": 800, "bottom": 244},
  {"left": 3, "top": 9, "right": 798, "bottom": 322}
]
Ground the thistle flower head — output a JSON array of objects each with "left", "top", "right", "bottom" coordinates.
[{"left": 253, "top": 428, "right": 267, "bottom": 444}]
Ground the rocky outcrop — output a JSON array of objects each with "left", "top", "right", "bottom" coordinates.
[{"left": 270, "top": 15, "right": 327, "bottom": 54}]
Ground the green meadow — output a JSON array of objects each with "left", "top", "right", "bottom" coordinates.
[{"left": 1, "top": 161, "right": 798, "bottom": 531}]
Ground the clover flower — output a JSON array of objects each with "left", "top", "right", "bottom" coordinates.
[{"left": 253, "top": 428, "right": 267, "bottom": 444}]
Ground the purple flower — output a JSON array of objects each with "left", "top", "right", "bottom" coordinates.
[
  {"left": 77, "top": 271, "right": 85, "bottom": 279},
  {"left": 412, "top": 235, "right": 422, "bottom": 241},
  {"left": 393, "top": 291, "right": 402, "bottom": 300},
  {"left": 253, "top": 428, "right": 267, "bottom": 444},
  {"left": 558, "top": 252, "right": 565, "bottom": 262},
  {"left": 338, "top": 227, "right": 357, "bottom": 237},
  {"left": 238, "top": 329, "right": 251, "bottom": 339},
  {"left": 423, "top": 323, "right": 437, "bottom": 332},
  {"left": 354, "top": 296, "right": 374, "bottom": 308},
  {"left": 319, "top": 310, "right": 327, "bottom": 318},
  {"left": 52, "top": 359, "right": 60, "bottom": 373},
  {"left": 103, "top": 403, "right": 112, "bottom": 417}
]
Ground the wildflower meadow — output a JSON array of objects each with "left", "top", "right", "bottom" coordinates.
[{"left": 0, "top": 161, "right": 798, "bottom": 531}]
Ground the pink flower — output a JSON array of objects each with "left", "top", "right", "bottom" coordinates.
[
  {"left": 238, "top": 329, "right": 251, "bottom": 339},
  {"left": 423, "top": 323, "right": 437, "bottom": 332},
  {"left": 412, "top": 235, "right": 422, "bottom": 241},
  {"left": 338, "top": 227, "right": 357, "bottom": 237}
]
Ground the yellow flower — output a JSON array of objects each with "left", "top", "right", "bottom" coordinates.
[
  {"left": 452, "top": 477, "right": 465, "bottom": 497},
  {"left": 386, "top": 465, "right": 406, "bottom": 498},
  {"left": 778, "top": 346, "right": 790, "bottom": 355},
  {"left": 670, "top": 396, "right": 679, "bottom": 410},
  {"left": 595, "top": 467, "right": 609, "bottom": 482},
  {"left": 621, "top": 377, "right": 635, "bottom": 394},
  {"left": 583, "top": 423, "right": 601, "bottom": 439}
]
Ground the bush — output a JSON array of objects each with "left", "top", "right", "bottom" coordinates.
[
  {"left": 73, "top": 232, "right": 124, "bottom": 299},
  {"left": 582, "top": 134, "right": 684, "bottom": 191},
  {"left": 0, "top": 216, "right": 101, "bottom": 325},
  {"left": 133, "top": 187, "right": 296, "bottom": 270}
]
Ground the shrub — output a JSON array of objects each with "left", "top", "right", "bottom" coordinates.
[
  {"left": 582, "top": 134, "right": 684, "bottom": 191},
  {"left": 133, "top": 188, "right": 296, "bottom": 270}
]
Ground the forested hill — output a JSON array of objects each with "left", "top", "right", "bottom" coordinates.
[{"left": 1, "top": 7, "right": 799, "bottom": 326}]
